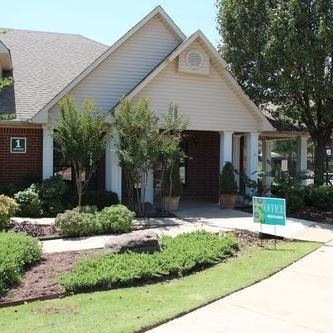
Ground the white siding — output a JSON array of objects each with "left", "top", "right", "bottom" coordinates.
[
  {"left": 135, "top": 58, "right": 260, "bottom": 132},
  {"left": 49, "top": 15, "right": 180, "bottom": 117}
]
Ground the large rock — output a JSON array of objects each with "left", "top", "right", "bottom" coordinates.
[{"left": 104, "top": 230, "right": 161, "bottom": 253}]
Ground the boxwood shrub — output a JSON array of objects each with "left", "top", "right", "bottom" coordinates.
[
  {"left": 0, "top": 232, "right": 42, "bottom": 296},
  {"left": 55, "top": 204, "right": 135, "bottom": 237},
  {"left": 59, "top": 231, "right": 239, "bottom": 292}
]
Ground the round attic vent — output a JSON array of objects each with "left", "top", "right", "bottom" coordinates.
[{"left": 186, "top": 50, "right": 203, "bottom": 69}]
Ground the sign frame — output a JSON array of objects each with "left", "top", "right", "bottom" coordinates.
[
  {"left": 253, "top": 196, "right": 286, "bottom": 226},
  {"left": 10, "top": 137, "right": 27, "bottom": 154}
]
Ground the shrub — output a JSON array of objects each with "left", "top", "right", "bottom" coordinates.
[
  {"left": 0, "top": 232, "right": 41, "bottom": 296},
  {"left": 82, "top": 190, "right": 119, "bottom": 210},
  {"left": 55, "top": 209, "right": 102, "bottom": 237},
  {"left": 0, "top": 195, "right": 18, "bottom": 230},
  {"left": 14, "top": 185, "right": 43, "bottom": 217},
  {"left": 36, "top": 176, "right": 67, "bottom": 216},
  {"left": 220, "top": 162, "right": 238, "bottom": 194},
  {"left": 59, "top": 231, "right": 238, "bottom": 292},
  {"left": 306, "top": 185, "right": 333, "bottom": 211},
  {"left": 0, "top": 183, "right": 21, "bottom": 197},
  {"left": 97, "top": 205, "right": 135, "bottom": 233}
]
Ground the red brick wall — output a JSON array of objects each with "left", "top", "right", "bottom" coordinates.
[
  {"left": 183, "top": 131, "right": 219, "bottom": 200},
  {"left": 0, "top": 127, "right": 43, "bottom": 184}
]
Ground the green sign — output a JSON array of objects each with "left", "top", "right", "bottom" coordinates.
[
  {"left": 10, "top": 137, "right": 26, "bottom": 153},
  {"left": 253, "top": 196, "right": 286, "bottom": 225}
]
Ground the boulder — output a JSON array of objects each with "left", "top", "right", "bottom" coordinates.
[{"left": 104, "top": 230, "right": 161, "bottom": 253}]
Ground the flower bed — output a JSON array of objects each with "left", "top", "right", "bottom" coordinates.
[{"left": 59, "top": 231, "right": 239, "bottom": 293}]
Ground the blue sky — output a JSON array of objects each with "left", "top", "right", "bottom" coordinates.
[{"left": 2, "top": 0, "right": 220, "bottom": 46}]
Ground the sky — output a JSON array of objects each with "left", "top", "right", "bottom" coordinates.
[{"left": 2, "top": 0, "right": 220, "bottom": 46}]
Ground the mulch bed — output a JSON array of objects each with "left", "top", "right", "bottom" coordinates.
[
  {"left": 289, "top": 207, "right": 333, "bottom": 224},
  {"left": 237, "top": 206, "right": 333, "bottom": 225},
  {"left": 0, "top": 230, "right": 278, "bottom": 306}
]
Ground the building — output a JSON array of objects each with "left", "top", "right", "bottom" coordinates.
[{"left": 0, "top": 6, "right": 309, "bottom": 202}]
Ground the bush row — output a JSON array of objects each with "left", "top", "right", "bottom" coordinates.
[
  {"left": 55, "top": 204, "right": 135, "bottom": 237},
  {"left": 59, "top": 231, "right": 239, "bottom": 292},
  {"left": 0, "top": 177, "right": 119, "bottom": 217},
  {"left": 0, "top": 232, "right": 42, "bottom": 296}
]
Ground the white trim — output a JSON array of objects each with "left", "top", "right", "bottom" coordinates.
[
  {"left": 219, "top": 131, "right": 233, "bottom": 172},
  {"left": 42, "top": 126, "right": 53, "bottom": 179},
  {"left": 120, "top": 30, "right": 273, "bottom": 132},
  {"left": 31, "top": 6, "right": 186, "bottom": 123}
]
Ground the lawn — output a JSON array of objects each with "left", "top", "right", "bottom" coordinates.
[{"left": 0, "top": 240, "right": 319, "bottom": 333}]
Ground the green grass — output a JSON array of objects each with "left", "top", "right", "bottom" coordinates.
[{"left": 0, "top": 241, "right": 320, "bottom": 333}]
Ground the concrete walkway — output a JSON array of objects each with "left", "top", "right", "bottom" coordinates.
[
  {"left": 147, "top": 242, "right": 333, "bottom": 333},
  {"left": 42, "top": 203, "right": 333, "bottom": 253}
]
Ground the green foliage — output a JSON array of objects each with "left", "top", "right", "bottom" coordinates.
[
  {"left": 53, "top": 96, "right": 112, "bottom": 206},
  {"left": 219, "top": 162, "right": 238, "bottom": 194},
  {"left": 217, "top": 0, "right": 333, "bottom": 184},
  {"left": 306, "top": 185, "right": 333, "bottom": 211},
  {"left": 55, "top": 204, "right": 135, "bottom": 237},
  {"left": 0, "top": 195, "right": 17, "bottom": 230},
  {"left": 271, "top": 170, "right": 305, "bottom": 212},
  {"left": 14, "top": 185, "right": 43, "bottom": 217},
  {"left": 97, "top": 205, "right": 135, "bottom": 233},
  {"left": 55, "top": 209, "right": 101, "bottom": 237},
  {"left": 36, "top": 176, "right": 67, "bottom": 216},
  {"left": 82, "top": 190, "right": 119, "bottom": 209},
  {"left": 162, "top": 163, "right": 183, "bottom": 197},
  {"left": 59, "top": 231, "right": 239, "bottom": 292},
  {"left": 0, "top": 113, "right": 15, "bottom": 121},
  {"left": 0, "top": 232, "right": 41, "bottom": 296},
  {"left": 0, "top": 77, "right": 13, "bottom": 93}
]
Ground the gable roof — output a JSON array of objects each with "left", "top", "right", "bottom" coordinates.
[
  {"left": 0, "top": 29, "right": 107, "bottom": 120},
  {"left": 32, "top": 6, "right": 186, "bottom": 123},
  {"left": 107, "top": 30, "right": 273, "bottom": 131}
]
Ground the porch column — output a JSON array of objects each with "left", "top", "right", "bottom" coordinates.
[
  {"left": 219, "top": 131, "right": 233, "bottom": 172},
  {"left": 232, "top": 135, "right": 241, "bottom": 185},
  {"left": 42, "top": 125, "right": 53, "bottom": 180},
  {"left": 105, "top": 138, "right": 122, "bottom": 202},
  {"left": 245, "top": 132, "right": 259, "bottom": 183},
  {"left": 141, "top": 170, "right": 154, "bottom": 204},
  {"left": 296, "top": 136, "right": 308, "bottom": 173},
  {"left": 262, "top": 140, "right": 272, "bottom": 188}
]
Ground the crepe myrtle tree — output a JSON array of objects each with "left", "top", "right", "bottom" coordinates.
[
  {"left": 53, "top": 96, "right": 112, "bottom": 207},
  {"left": 217, "top": 0, "right": 333, "bottom": 185}
]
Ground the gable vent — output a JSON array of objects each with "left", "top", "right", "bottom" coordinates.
[{"left": 187, "top": 50, "right": 203, "bottom": 69}]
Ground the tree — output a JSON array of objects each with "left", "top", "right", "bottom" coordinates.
[
  {"left": 114, "top": 98, "right": 160, "bottom": 215},
  {"left": 217, "top": 0, "right": 333, "bottom": 185},
  {"left": 53, "top": 96, "right": 112, "bottom": 207}
]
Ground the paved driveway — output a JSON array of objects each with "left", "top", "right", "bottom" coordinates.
[{"left": 147, "top": 241, "right": 333, "bottom": 333}]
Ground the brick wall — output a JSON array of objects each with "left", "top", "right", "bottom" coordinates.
[
  {"left": 183, "top": 130, "right": 219, "bottom": 200},
  {"left": 0, "top": 127, "right": 43, "bottom": 184}
]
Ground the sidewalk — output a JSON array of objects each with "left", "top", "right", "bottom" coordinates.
[{"left": 147, "top": 242, "right": 333, "bottom": 333}]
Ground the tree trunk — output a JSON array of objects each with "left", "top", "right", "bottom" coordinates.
[{"left": 313, "top": 141, "right": 327, "bottom": 185}]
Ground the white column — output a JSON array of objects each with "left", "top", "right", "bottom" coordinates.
[
  {"left": 42, "top": 125, "right": 53, "bottom": 180},
  {"left": 245, "top": 132, "right": 259, "bottom": 182},
  {"left": 105, "top": 139, "right": 122, "bottom": 202},
  {"left": 296, "top": 136, "right": 308, "bottom": 173},
  {"left": 262, "top": 140, "right": 272, "bottom": 187},
  {"left": 232, "top": 135, "right": 241, "bottom": 185},
  {"left": 219, "top": 131, "right": 233, "bottom": 172},
  {"left": 142, "top": 169, "right": 154, "bottom": 204}
]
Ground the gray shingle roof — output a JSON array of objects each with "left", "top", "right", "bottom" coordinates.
[{"left": 0, "top": 29, "right": 108, "bottom": 120}]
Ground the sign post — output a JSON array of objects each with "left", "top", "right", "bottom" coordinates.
[{"left": 253, "top": 197, "right": 286, "bottom": 249}]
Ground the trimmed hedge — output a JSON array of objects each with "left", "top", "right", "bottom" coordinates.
[
  {"left": 59, "top": 231, "right": 239, "bottom": 292},
  {"left": 55, "top": 205, "right": 135, "bottom": 237},
  {"left": 0, "top": 232, "right": 42, "bottom": 296}
]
